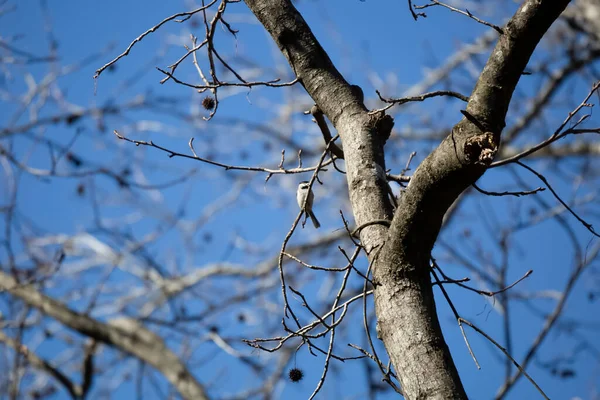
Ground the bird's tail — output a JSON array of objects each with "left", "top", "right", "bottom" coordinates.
[{"left": 308, "top": 210, "right": 320, "bottom": 229}]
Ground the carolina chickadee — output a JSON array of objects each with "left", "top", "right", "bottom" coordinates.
[{"left": 297, "top": 181, "right": 320, "bottom": 229}]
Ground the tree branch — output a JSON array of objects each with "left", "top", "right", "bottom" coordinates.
[
  {"left": 0, "top": 272, "right": 209, "bottom": 400},
  {"left": 374, "top": 1, "right": 571, "bottom": 398}
]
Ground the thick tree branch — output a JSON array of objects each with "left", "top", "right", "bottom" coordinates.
[
  {"left": 383, "top": 0, "right": 572, "bottom": 276},
  {"left": 374, "top": 1, "right": 572, "bottom": 399},
  {"left": 0, "top": 272, "right": 209, "bottom": 400}
]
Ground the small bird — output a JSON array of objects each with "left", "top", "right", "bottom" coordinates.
[{"left": 297, "top": 181, "right": 320, "bottom": 229}]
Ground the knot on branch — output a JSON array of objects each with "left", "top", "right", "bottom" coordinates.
[
  {"left": 464, "top": 132, "right": 498, "bottom": 165},
  {"left": 370, "top": 112, "right": 395, "bottom": 144},
  {"left": 350, "top": 84, "right": 364, "bottom": 104},
  {"left": 277, "top": 28, "right": 296, "bottom": 47}
]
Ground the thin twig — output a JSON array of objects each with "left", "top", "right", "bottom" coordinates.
[
  {"left": 433, "top": 259, "right": 533, "bottom": 297},
  {"left": 517, "top": 161, "right": 599, "bottom": 238},
  {"left": 156, "top": 66, "right": 299, "bottom": 90},
  {"left": 430, "top": 266, "right": 480, "bottom": 369},
  {"left": 460, "top": 318, "right": 549, "bottom": 399},
  {"left": 472, "top": 182, "right": 545, "bottom": 197},
  {"left": 493, "top": 81, "right": 600, "bottom": 167},
  {"left": 371, "top": 90, "right": 468, "bottom": 114},
  {"left": 93, "top": 1, "right": 219, "bottom": 79},
  {"left": 113, "top": 130, "right": 331, "bottom": 175},
  {"left": 414, "top": 0, "right": 503, "bottom": 33}
]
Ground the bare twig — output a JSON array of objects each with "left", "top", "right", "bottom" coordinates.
[
  {"left": 371, "top": 89, "right": 468, "bottom": 114},
  {"left": 460, "top": 318, "right": 550, "bottom": 400},
  {"left": 493, "top": 81, "right": 600, "bottom": 167},
  {"left": 414, "top": 0, "right": 503, "bottom": 33},
  {"left": 472, "top": 183, "right": 545, "bottom": 197},
  {"left": 429, "top": 266, "right": 480, "bottom": 369},
  {"left": 113, "top": 130, "right": 331, "bottom": 175},
  {"left": 94, "top": 1, "right": 219, "bottom": 79},
  {"left": 433, "top": 259, "right": 533, "bottom": 298},
  {"left": 517, "top": 161, "right": 599, "bottom": 238},
  {"left": 156, "top": 67, "right": 299, "bottom": 90}
]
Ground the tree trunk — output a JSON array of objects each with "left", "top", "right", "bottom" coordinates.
[{"left": 244, "top": 0, "right": 572, "bottom": 398}]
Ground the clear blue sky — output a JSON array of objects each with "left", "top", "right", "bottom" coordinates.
[{"left": 2, "top": 1, "right": 599, "bottom": 399}]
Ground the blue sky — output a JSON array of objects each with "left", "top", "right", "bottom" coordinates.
[{"left": 2, "top": 1, "right": 599, "bottom": 399}]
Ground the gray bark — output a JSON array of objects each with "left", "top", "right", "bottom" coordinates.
[
  {"left": 244, "top": 0, "right": 572, "bottom": 398},
  {"left": 375, "top": 2, "right": 571, "bottom": 398}
]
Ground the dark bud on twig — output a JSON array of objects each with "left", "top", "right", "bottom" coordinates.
[
  {"left": 202, "top": 96, "right": 215, "bottom": 110},
  {"left": 115, "top": 176, "right": 129, "bottom": 189},
  {"left": 66, "top": 152, "right": 83, "bottom": 168},
  {"left": 76, "top": 183, "right": 86, "bottom": 197},
  {"left": 65, "top": 113, "right": 82, "bottom": 125},
  {"left": 350, "top": 84, "right": 364, "bottom": 104},
  {"left": 288, "top": 368, "right": 304, "bottom": 382}
]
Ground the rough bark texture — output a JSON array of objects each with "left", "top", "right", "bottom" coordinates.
[
  {"left": 245, "top": 0, "right": 571, "bottom": 398},
  {"left": 0, "top": 272, "right": 209, "bottom": 400}
]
